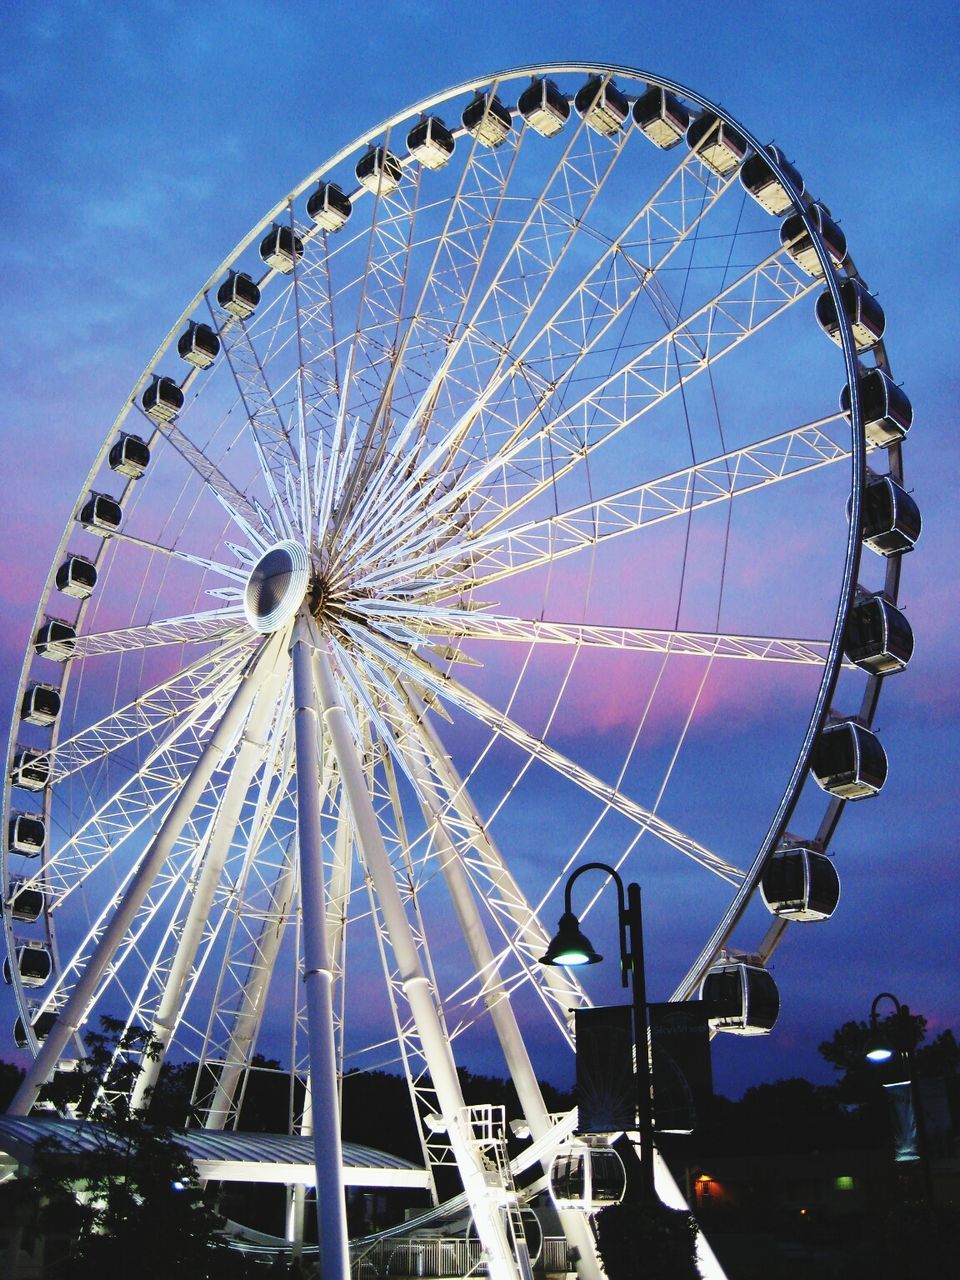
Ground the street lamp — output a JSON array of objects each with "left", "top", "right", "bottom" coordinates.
[
  {"left": 540, "top": 862, "right": 656, "bottom": 1203},
  {"left": 864, "top": 991, "right": 934, "bottom": 1208}
]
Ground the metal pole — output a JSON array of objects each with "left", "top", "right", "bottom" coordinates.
[
  {"left": 291, "top": 614, "right": 351, "bottom": 1277},
  {"left": 625, "top": 882, "right": 656, "bottom": 1204}
]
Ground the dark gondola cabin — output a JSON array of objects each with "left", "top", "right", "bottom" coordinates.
[
  {"left": 56, "top": 555, "right": 97, "bottom": 599},
  {"left": 518, "top": 78, "right": 570, "bottom": 137},
  {"left": 816, "top": 279, "right": 885, "bottom": 352},
  {"left": 141, "top": 375, "right": 184, "bottom": 423},
  {"left": 840, "top": 368, "right": 913, "bottom": 448},
  {"left": 9, "top": 813, "right": 45, "bottom": 856},
  {"left": 12, "top": 944, "right": 52, "bottom": 988},
  {"left": 740, "top": 144, "right": 804, "bottom": 216},
  {"left": 21, "top": 684, "right": 60, "bottom": 727},
  {"left": 407, "top": 116, "right": 456, "bottom": 169},
  {"left": 14, "top": 1011, "right": 56, "bottom": 1049},
  {"left": 844, "top": 594, "right": 914, "bottom": 675},
  {"left": 306, "top": 181, "right": 352, "bottom": 232},
  {"left": 35, "top": 619, "right": 76, "bottom": 661},
  {"left": 260, "top": 224, "right": 305, "bottom": 274},
  {"left": 177, "top": 320, "right": 221, "bottom": 369},
  {"left": 701, "top": 961, "right": 779, "bottom": 1034},
  {"left": 462, "top": 92, "right": 513, "bottom": 148},
  {"left": 686, "top": 111, "right": 747, "bottom": 176},
  {"left": 356, "top": 146, "right": 404, "bottom": 194},
  {"left": 8, "top": 880, "right": 45, "bottom": 923},
  {"left": 217, "top": 271, "right": 261, "bottom": 320},
  {"left": 11, "top": 750, "right": 50, "bottom": 792},
  {"left": 109, "top": 433, "right": 150, "bottom": 479},
  {"left": 860, "top": 475, "right": 921, "bottom": 556},
  {"left": 761, "top": 847, "right": 840, "bottom": 922},
  {"left": 632, "top": 85, "right": 690, "bottom": 149},
  {"left": 550, "top": 1144, "right": 626, "bottom": 1212},
  {"left": 780, "top": 202, "right": 846, "bottom": 278},
  {"left": 574, "top": 76, "right": 629, "bottom": 137},
  {"left": 810, "top": 720, "right": 887, "bottom": 799},
  {"left": 79, "top": 492, "right": 122, "bottom": 536}
]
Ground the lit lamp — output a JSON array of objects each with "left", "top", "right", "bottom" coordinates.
[
  {"left": 540, "top": 862, "right": 656, "bottom": 1204},
  {"left": 864, "top": 991, "right": 933, "bottom": 1206}
]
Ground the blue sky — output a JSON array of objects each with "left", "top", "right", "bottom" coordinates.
[{"left": 1, "top": 1, "right": 958, "bottom": 1100}]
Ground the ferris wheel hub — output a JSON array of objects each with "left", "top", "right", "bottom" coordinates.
[{"left": 243, "top": 540, "right": 311, "bottom": 633}]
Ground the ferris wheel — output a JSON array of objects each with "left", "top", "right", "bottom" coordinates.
[{"left": 3, "top": 63, "right": 916, "bottom": 1277}]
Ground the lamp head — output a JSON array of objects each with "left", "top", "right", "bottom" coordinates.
[{"left": 540, "top": 911, "right": 602, "bottom": 967}]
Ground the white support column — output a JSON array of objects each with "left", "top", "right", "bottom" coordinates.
[
  {"left": 290, "top": 614, "right": 351, "bottom": 1278},
  {"left": 8, "top": 633, "right": 283, "bottom": 1118},
  {"left": 394, "top": 699, "right": 604, "bottom": 1280},
  {"left": 130, "top": 662, "right": 287, "bottom": 1113},
  {"left": 310, "top": 629, "right": 523, "bottom": 1280},
  {"left": 202, "top": 847, "right": 298, "bottom": 1130}
]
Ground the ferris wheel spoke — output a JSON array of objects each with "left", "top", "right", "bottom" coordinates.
[
  {"left": 149, "top": 414, "right": 273, "bottom": 547},
  {"left": 53, "top": 608, "right": 248, "bottom": 660},
  {"left": 347, "top": 623, "right": 742, "bottom": 883},
  {"left": 360, "top": 604, "right": 840, "bottom": 668},
  {"left": 22, "top": 643, "right": 254, "bottom": 908},
  {"left": 345, "top": 150, "right": 734, "bottom": 572},
  {"left": 34, "top": 634, "right": 254, "bottom": 787},
  {"left": 8, "top": 630, "right": 287, "bottom": 1116},
  {"left": 108, "top": 529, "right": 251, "bottom": 582}
]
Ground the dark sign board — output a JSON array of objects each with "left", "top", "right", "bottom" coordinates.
[
  {"left": 649, "top": 1001, "right": 713, "bottom": 1134},
  {"left": 575, "top": 1005, "right": 635, "bottom": 1134}
]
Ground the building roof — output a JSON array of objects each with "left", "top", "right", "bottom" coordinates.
[{"left": 0, "top": 1115, "right": 431, "bottom": 1189}]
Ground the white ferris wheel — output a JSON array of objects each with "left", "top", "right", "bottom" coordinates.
[{"left": 2, "top": 64, "right": 916, "bottom": 1277}]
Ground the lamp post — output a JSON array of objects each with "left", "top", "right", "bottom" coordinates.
[
  {"left": 865, "top": 991, "right": 934, "bottom": 1209},
  {"left": 540, "top": 862, "right": 656, "bottom": 1204}
]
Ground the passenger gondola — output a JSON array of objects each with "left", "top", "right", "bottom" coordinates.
[
  {"left": 780, "top": 202, "right": 846, "bottom": 278},
  {"left": 10, "top": 944, "right": 52, "bottom": 988},
  {"left": 549, "top": 1143, "right": 626, "bottom": 1212},
  {"left": 760, "top": 846, "right": 840, "bottom": 921},
  {"left": 109, "top": 433, "right": 150, "bottom": 479},
  {"left": 407, "top": 116, "right": 456, "bottom": 168},
  {"left": 217, "top": 270, "right": 261, "bottom": 320},
  {"left": 574, "top": 75, "right": 629, "bottom": 137},
  {"left": 259, "top": 224, "right": 305, "bottom": 274},
  {"left": 860, "top": 475, "right": 922, "bottom": 556},
  {"left": 9, "top": 813, "right": 45, "bottom": 856},
  {"left": 177, "top": 320, "right": 221, "bottom": 369},
  {"left": 141, "top": 375, "right": 184, "bottom": 423},
  {"left": 20, "top": 684, "right": 60, "bottom": 726},
  {"left": 815, "top": 279, "right": 885, "bottom": 351},
  {"left": 844, "top": 594, "right": 914, "bottom": 675},
  {"left": 518, "top": 78, "right": 570, "bottom": 137},
  {"left": 461, "top": 92, "right": 512, "bottom": 148},
  {"left": 840, "top": 368, "right": 913, "bottom": 448},
  {"left": 8, "top": 879, "right": 45, "bottom": 923},
  {"left": 355, "top": 145, "right": 404, "bottom": 194},
  {"left": 79, "top": 492, "right": 122, "bottom": 536},
  {"left": 14, "top": 1011, "right": 56, "bottom": 1049},
  {"left": 810, "top": 720, "right": 887, "bottom": 799},
  {"left": 740, "top": 144, "right": 804, "bottom": 215},
  {"left": 701, "top": 960, "right": 779, "bottom": 1034},
  {"left": 35, "top": 619, "right": 76, "bottom": 661},
  {"left": 306, "top": 181, "right": 352, "bottom": 231},
  {"left": 686, "top": 111, "right": 747, "bottom": 176},
  {"left": 10, "top": 750, "right": 50, "bottom": 792},
  {"left": 56, "top": 555, "right": 97, "bottom": 599},
  {"left": 632, "top": 84, "right": 690, "bottom": 149}
]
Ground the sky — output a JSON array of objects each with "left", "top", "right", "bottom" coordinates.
[{"left": 1, "top": 0, "right": 958, "bottom": 1105}]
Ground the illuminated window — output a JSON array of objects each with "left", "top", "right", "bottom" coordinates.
[{"left": 835, "top": 1175, "right": 855, "bottom": 1191}]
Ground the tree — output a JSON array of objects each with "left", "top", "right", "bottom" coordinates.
[{"left": 0, "top": 1018, "right": 244, "bottom": 1279}]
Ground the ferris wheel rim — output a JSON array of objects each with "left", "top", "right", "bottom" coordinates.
[{"left": 2, "top": 61, "right": 904, "bottom": 1157}]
